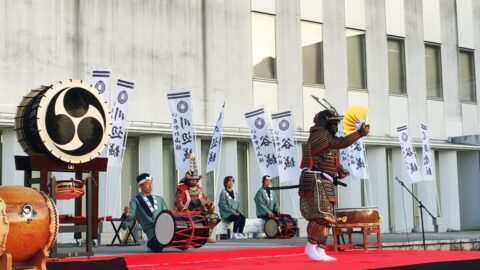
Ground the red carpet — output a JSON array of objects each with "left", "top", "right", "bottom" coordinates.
[{"left": 48, "top": 247, "right": 480, "bottom": 270}]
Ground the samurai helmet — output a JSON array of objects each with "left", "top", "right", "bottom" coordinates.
[
  {"left": 311, "top": 95, "right": 343, "bottom": 126},
  {"left": 182, "top": 153, "right": 202, "bottom": 183}
]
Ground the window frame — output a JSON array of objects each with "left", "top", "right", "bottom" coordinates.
[
  {"left": 425, "top": 42, "right": 444, "bottom": 100},
  {"left": 346, "top": 28, "right": 368, "bottom": 91},
  {"left": 301, "top": 19, "right": 325, "bottom": 87},
  {"left": 251, "top": 11, "right": 278, "bottom": 82},
  {"left": 458, "top": 48, "right": 477, "bottom": 103},
  {"left": 387, "top": 35, "right": 407, "bottom": 96}
]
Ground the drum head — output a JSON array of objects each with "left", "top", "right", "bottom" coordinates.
[
  {"left": 154, "top": 210, "right": 175, "bottom": 246},
  {"left": 264, "top": 218, "right": 279, "bottom": 238},
  {"left": 15, "top": 80, "right": 111, "bottom": 164}
]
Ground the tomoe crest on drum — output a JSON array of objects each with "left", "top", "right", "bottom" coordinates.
[{"left": 15, "top": 80, "right": 112, "bottom": 164}]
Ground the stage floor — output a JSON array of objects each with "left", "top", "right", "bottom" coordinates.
[
  {"left": 48, "top": 247, "right": 480, "bottom": 270},
  {"left": 46, "top": 231, "right": 480, "bottom": 269}
]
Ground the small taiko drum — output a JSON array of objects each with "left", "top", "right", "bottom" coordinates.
[
  {"left": 0, "top": 186, "right": 58, "bottom": 262},
  {"left": 335, "top": 207, "right": 381, "bottom": 225},
  {"left": 264, "top": 214, "right": 298, "bottom": 239},
  {"left": 56, "top": 179, "right": 84, "bottom": 200},
  {"left": 154, "top": 210, "right": 210, "bottom": 250}
]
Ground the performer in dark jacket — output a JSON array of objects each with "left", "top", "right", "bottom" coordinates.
[{"left": 299, "top": 106, "right": 369, "bottom": 261}]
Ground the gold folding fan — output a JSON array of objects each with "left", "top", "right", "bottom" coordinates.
[{"left": 343, "top": 106, "right": 368, "bottom": 135}]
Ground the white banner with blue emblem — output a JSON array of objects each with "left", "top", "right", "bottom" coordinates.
[
  {"left": 91, "top": 69, "right": 111, "bottom": 103},
  {"left": 397, "top": 125, "right": 422, "bottom": 183},
  {"left": 108, "top": 79, "right": 134, "bottom": 167},
  {"left": 337, "top": 121, "right": 368, "bottom": 180},
  {"left": 271, "top": 111, "right": 299, "bottom": 183},
  {"left": 420, "top": 123, "right": 434, "bottom": 181},
  {"left": 206, "top": 102, "right": 226, "bottom": 173},
  {"left": 168, "top": 91, "right": 196, "bottom": 170},
  {"left": 245, "top": 108, "right": 278, "bottom": 178}
]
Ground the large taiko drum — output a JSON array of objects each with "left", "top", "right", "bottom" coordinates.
[
  {"left": 0, "top": 186, "right": 58, "bottom": 262},
  {"left": 335, "top": 207, "right": 381, "bottom": 225},
  {"left": 15, "top": 80, "right": 111, "bottom": 164},
  {"left": 264, "top": 214, "right": 298, "bottom": 239},
  {"left": 154, "top": 210, "right": 210, "bottom": 250}
]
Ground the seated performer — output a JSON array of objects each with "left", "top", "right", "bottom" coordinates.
[
  {"left": 122, "top": 173, "right": 168, "bottom": 252},
  {"left": 299, "top": 105, "right": 369, "bottom": 261},
  {"left": 254, "top": 175, "right": 280, "bottom": 219},
  {"left": 218, "top": 176, "right": 246, "bottom": 239},
  {"left": 175, "top": 154, "right": 219, "bottom": 243}
]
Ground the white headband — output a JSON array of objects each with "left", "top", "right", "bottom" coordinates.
[{"left": 138, "top": 176, "right": 152, "bottom": 185}]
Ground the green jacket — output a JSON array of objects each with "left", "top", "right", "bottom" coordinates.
[
  {"left": 254, "top": 187, "right": 279, "bottom": 217},
  {"left": 218, "top": 189, "right": 241, "bottom": 219},
  {"left": 124, "top": 193, "right": 168, "bottom": 239}
]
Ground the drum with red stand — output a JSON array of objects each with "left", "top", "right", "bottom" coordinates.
[
  {"left": 264, "top": 214, "right": 298, "bottom": 239},
  {"left": 154, "top": 210, "right": 210, "bottom": 250}
]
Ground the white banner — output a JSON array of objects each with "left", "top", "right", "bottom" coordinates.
[
  {"left": 271, "top": 111, "right": 300, "bottom": 183},
  {"left": 397, "top": 125, "right": 422, "bottom": 183},
  {"left": 168, "top": 91, "right": 196, "bottom": 170},
  {"left": 91, "top": 69, "right": 111, "bottom": 103},
  {"left": 245, "top": 108, "right": 278, "bottom": 178},
  {"left": 420, "top": 123, "right": 434, "bottom": 181},
  {"left": 337, "top": 121, "right": 368, "bottom": 180},
  {"left": 206, "top": 102, "right": 226, "bottom": 173},
  {"left": 108, "top": 79, "right": 134, "bottom": 167}
]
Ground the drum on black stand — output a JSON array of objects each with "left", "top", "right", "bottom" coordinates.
[
  {"left": 154, "top": 210, "right": 210, "bottom": 250},
  {"left": 264, "top": 214, "right": 298, "bottom": 239}
]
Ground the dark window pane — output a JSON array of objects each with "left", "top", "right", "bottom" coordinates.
[
  {"left": 388, "top": 38, "right": 406, "bottom": 94},
  {"left": 347, "top": 29, "right": 367, "bottom": 89},
  {"left": 459, "top": 50, "right": 476, "bottom": 102},
  {"left": 302, "top": 21, "right": 324, "bottom": 85},
  {"left": 425, "top": 44, "right": 443, "bottom": 98}
]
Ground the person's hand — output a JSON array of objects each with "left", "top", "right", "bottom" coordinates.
[
  {"left": 123, "top": 206, "right": 130, "bottom": 216},
  {"left": 359, "top": 123, "right": 370, "bottom": 136},
  {"left": 267, "top": 211, "right": 274, "bottom": 218},
  {"left": 233, "top": 211, "right": 240, "bottom": 216}
]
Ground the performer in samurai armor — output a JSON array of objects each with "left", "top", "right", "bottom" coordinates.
[
  {"left": 122, "top": 173, "right": 168, "bottom": 252},
  {"left": 175, "top": 154, "right": 220, "bottom": 243},
  {"left": 299, "top": 103, "right": 369, "bottom": 261}
]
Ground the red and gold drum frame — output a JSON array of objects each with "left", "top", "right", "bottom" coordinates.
[
  {"left": 333, "top": 207, "right": 382, "bottom": 251},
  {"left": 154, "top": 210, "right": 210, "bottom": 250}
]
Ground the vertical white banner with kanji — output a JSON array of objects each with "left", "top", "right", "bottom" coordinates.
[
  {"left": 91, "top": 69, "right": 111, "bottom": 103},
  {"left": 420, "top": 123, "right": 434, "bottom": 181},
  {"left": 245, "top": 108, "right": 278, "bottom": 178},
  {"left": 397, "top": 125, "right": 422, "bottom": 183},
  {"left": 206, "top": 102, "right": 226, "bottom": 173},
  {"left": 108, "top": 79, "right": 134, "bottom": 167},
  {"left": 337, "top": 121, "right": 368, "bottom": 180},
  {"left": 168, "top": 91, "right": 196, "bottom": 170},
  {"left": 271, "top": 111, "right": 299, "bottom": 183}
]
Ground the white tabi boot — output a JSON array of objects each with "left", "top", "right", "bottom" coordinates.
[
  {"left": 304, "top": 242, "right": 323, "bottom": 261},
  {"left": 232, "top": 232, "right": 240, "bottom": 239},
  {"left": 316, "top": 246, "right": 337, "bottom": 261}
]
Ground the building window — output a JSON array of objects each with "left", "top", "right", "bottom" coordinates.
[
  {"left": 459, "top": 49, "right": 476, "bottom": 102},
  {"left": 425, "top": 44, "right": 443, "bottom": 98},
  {"left": 252, "top": 12, "right": 276, "bottom": 80},
  {"left": 346, "top": 29, "right": 367, "bottom": 89},
  {"left": 301, "top": 21, "right": 324, "bottom": 85},
  {"left": 387, "top": 37, "right": 406, "bottom": 94}
]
